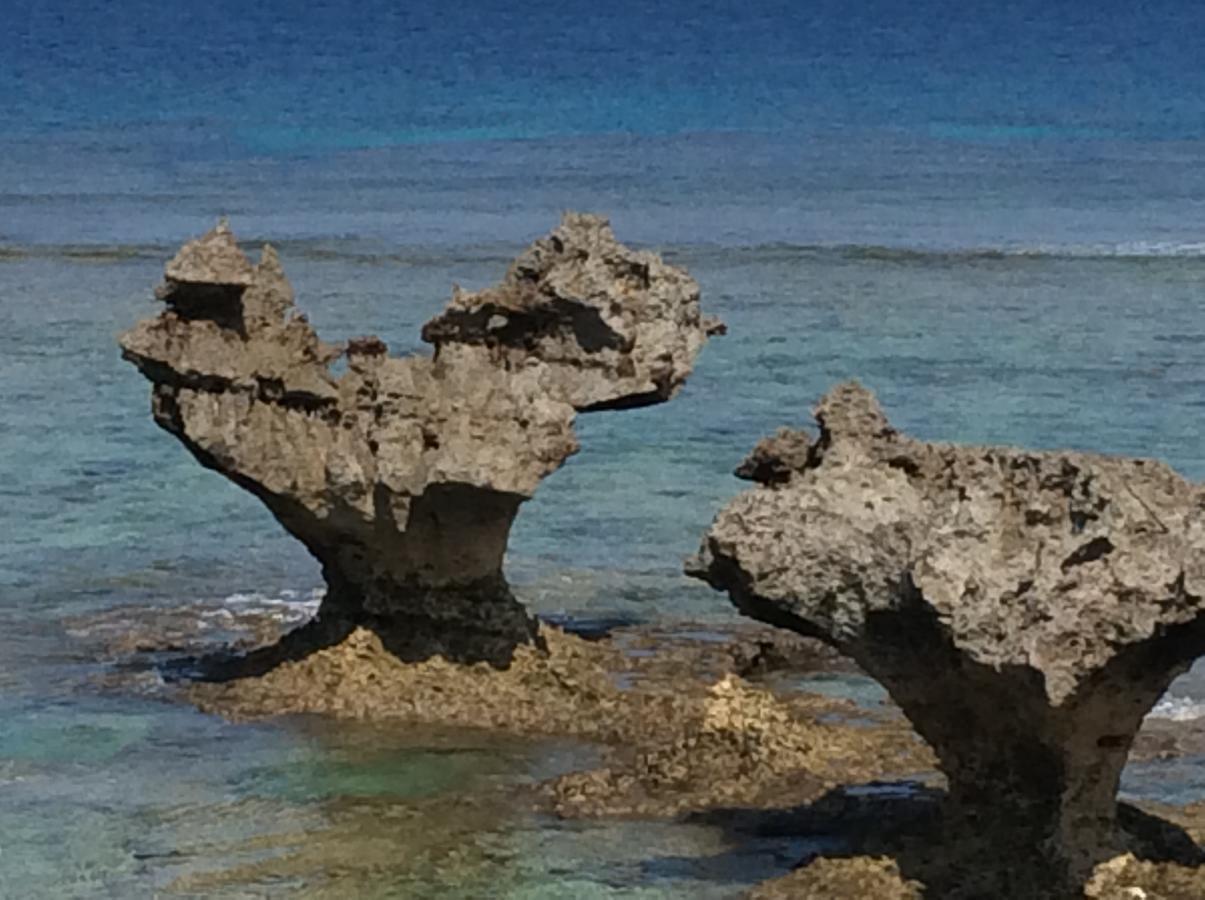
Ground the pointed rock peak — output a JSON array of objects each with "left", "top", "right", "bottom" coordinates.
[
  {"left": 247, "top": 243, "right": 289, "bottom": 306},
  {"left": 506, "top": 211, "right": 623, "bottom": 282},
  {"left": 123, "top": 214, "right": 716, "bottom": 667},
  {"left": 239, "top": 243, "right": 298, "bottom": 331},
  {"left": 552, "top": 211, "right": 615, "bottom": 245},
  {"left": 258, "top": 243, "right": 282, "bottom": 271},
  {"left": 734, "top": 427, "right": 814, "bottom": 484},
  {"left": 812, "top": 381, "right": 893, "bottom": 443},
  {"left": 162, "top": 220, "right": 255, "bottom": 289}
]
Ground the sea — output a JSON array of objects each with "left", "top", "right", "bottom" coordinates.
[{"left": 3, "top": 0, "right": 1205, "bottom": 895}]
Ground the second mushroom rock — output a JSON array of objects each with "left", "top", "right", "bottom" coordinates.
[
  {"left": 689, "top": 382, "right": 1205, "bottom": 894},
  {"left": 121, "top": 214, "right": 720, "bottom": 667}
]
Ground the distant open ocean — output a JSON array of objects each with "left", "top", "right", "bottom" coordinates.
[{"left": 3, "top": 1, "right": 1205, "bottom": 895}]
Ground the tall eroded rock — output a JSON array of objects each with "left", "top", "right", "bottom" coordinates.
[
  {"left": 689, "top": 382, "right": 1205, "bottom": 892},
  {"left": 122, "top": 215, "right": 717, "bottom": 666}
]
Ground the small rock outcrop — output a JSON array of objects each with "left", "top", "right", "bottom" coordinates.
[
  {"left": 689, "top": 382, "right": 1205, "bottom": 893},
  {"left": 122, "top": 214, "right": 717, "bottom": 666}
]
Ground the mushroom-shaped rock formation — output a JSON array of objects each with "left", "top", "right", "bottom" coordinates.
[
  {"left": 688, "top": 382, "right": 1205, "bottom": 893},
  {"left": 122, "top": 215, "right": 718, "bottom": 667}
]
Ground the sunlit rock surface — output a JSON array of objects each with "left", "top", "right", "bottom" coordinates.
[
  {"left": 690, "top": 381, "right": 1205, "bottom": 892},
  {"left": 122, "top": 215, "right": 717, "bottom": 666},
  {"left": 422, "top": 211, "right": 723, "bottom": 412}
]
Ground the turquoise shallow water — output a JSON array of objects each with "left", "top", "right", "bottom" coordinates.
[{"left": 10, "top": 246, "right": 1205, "bottom": 616}]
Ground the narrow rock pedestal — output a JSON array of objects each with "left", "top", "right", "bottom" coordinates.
[
  {"left": 122, "top": 214, "right": 718, "bottom": 666},
  {"left": 689, "top": 382, "right": 1205, "bottom": 893}
]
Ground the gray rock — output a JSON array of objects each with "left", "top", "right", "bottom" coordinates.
[
  {"left": 422, "top": 212, "right": 723, "bottom": 412},
  {"left": 122, "top": 214, "right": 718, "bottom": 666},
  {"left": 689, "top": 381, "right": 1205, "bottom": 890}
]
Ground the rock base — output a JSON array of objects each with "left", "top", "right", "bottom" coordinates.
[
  {"left": 549, "top": 674, "right": 929, "bottom": 817},
  {"left": 740, "top": 792, "right": 1205, "bottom": 899},
  {"left": 750, "top": 853, "right": 1205, "bottom": 900},
  {"left": 188, "top": 622, "right": 624, "bottom": 736}
]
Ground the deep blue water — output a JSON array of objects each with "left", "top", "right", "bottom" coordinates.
[
  {"left": 4, "top": 2, "right": 1205, "bottom": 895},
  {"left": 3, "top": 0, "right": 1205, "bottom": 247}
]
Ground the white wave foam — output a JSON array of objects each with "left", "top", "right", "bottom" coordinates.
[
  {"left": 1009, "top": 240, "right": 1205, "bottom": 259},
  {"left": 222, "top": 587, "right": 322, "bottom": 622},
  {"left": 815, "top": 239, "right": 1205, "bottom": 261},
  {"left": 1148, "top": 695, "right": 1205, "bottom": 722}
]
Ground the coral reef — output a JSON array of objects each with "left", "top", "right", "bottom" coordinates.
[{"left": 548, "top": 673, "right": 929, "bottom": 818}]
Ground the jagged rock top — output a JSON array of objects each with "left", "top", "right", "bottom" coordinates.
[
  {"left": 120, "top": 215, "right": 717, "bottom": 631},
  {"left": 125, "top": 228, "right": 344, "bottom": 408},
  {"left": 120, "top": 224, "right": 581, "bottom": 512},
  {"left": 734, "top": 427, "right": 814, "bottom": 485},
  {"left": 158, "top": 219, "right": 255, "bottom": 291},
  {"left": 422, "top": 212, "right": 722, "bottom": 412},
  {"left": 691, "top": 382, "right": 1205, "bottom": 705}
]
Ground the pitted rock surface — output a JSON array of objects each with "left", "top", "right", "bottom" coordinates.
[
  {"left": 422, "top": 212, "right": 723, "bottom": 411},
  {"left": 690, "top": 381, "right": 1205, "bottom": 892},
  {"left": 122, "top": 215, "right": 717, "bottom": 666}
]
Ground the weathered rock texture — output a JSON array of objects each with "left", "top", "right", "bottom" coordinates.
[
  {"left": 748, "top": 853, "right": 1205, "bottom": 900},
  {"left": 422, "top": 213, "right": 723, "bottom": 411},
  {"left": 748, "top": 857, "right": 925, "bottom": 900},
  {"left": 548, "top": 673, "right": 929, "bottom": 818},
  {"left": 689, "top": 382, "right": 1205, "bottom": 893},
  {"left": 121, "top": 214, "right": 717, "bottom": 666}
]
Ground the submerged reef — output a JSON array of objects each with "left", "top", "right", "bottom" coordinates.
[
  {"left": 121, "top": 215, "right": 720, "bottom": 668},
  {"left": 690, "top": 382, "right": 1205, "bottom": 896}
]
